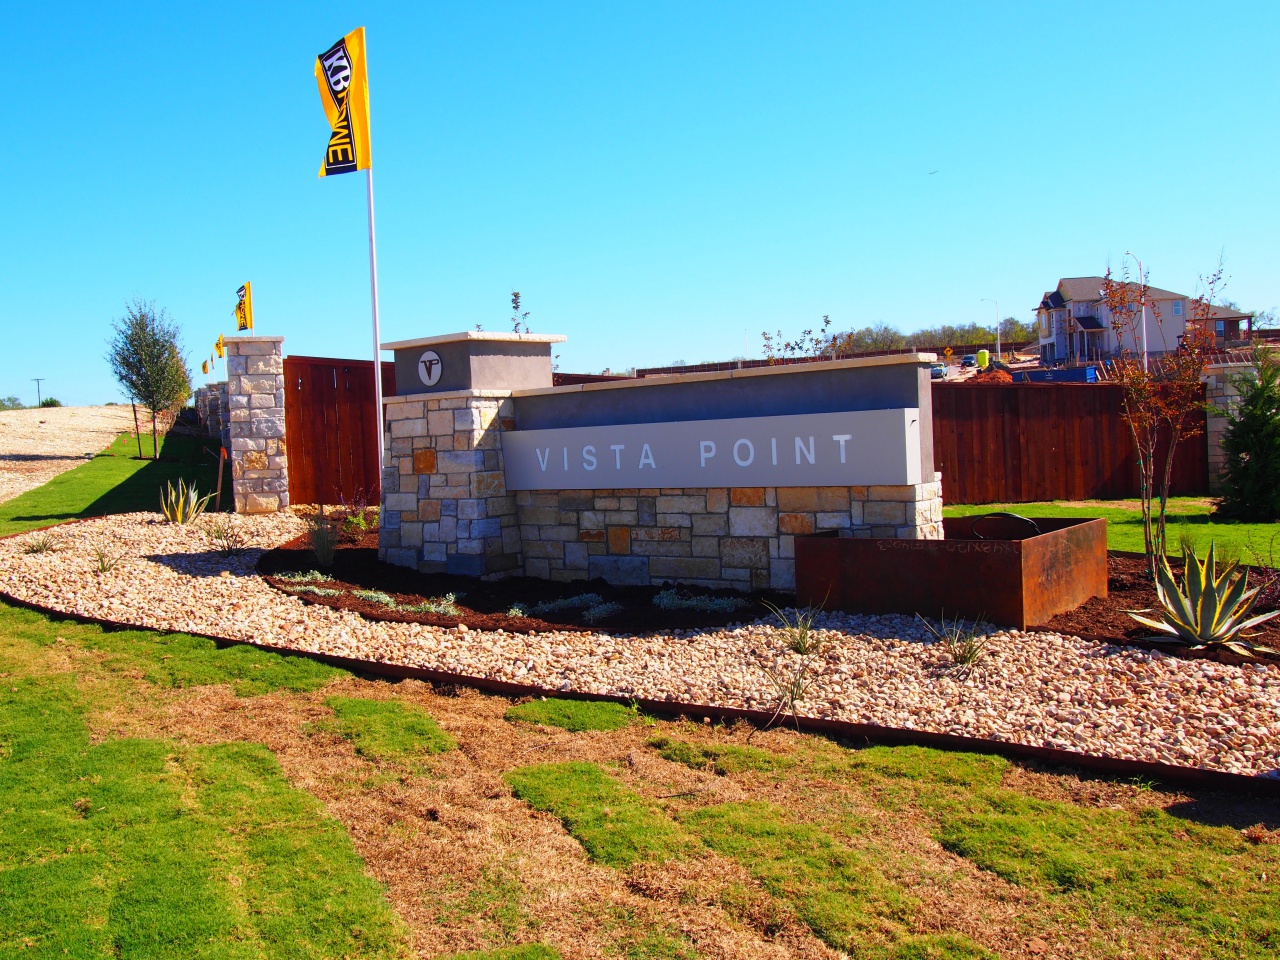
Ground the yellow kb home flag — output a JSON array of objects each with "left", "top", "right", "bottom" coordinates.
[
  {"left": 315, "top": 27, "right": 372, "bottom": 177},
  {"left": 202, "top": 359, "right": 209, "bottom": 375},
  {"left": 215, "top": 333, "right": 225, "bottom": 358},
  {"left": 234, "top": 282, "right": 254, "bottom": 331}
]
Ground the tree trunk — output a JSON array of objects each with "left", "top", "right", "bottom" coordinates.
[
  {"left": 1157, "top": 423, "right": 1184, "bottom": 560},
  {"left": 151, "top": 411, "right": 159, "bottom": 460},
  {"left": 130, "top": 398, "right": 143, "bottom": 458}
]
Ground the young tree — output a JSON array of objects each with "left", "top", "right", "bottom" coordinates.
[
  {"left": 762, "top": 315, "right": 834, "bottom": 361},
  {"left": 1215, "top": 346, "right": 1280, "bottom": 521},
  {"left": 1101, "top": 262, "right": 1219, "bottom": 575},
  {"left": 106, "top": 300, "right": 191, "bottom": 460}
]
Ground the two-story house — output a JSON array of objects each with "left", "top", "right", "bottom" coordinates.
[{"left": 1035, "top": 277, "right": 1253, "bottom": 364}]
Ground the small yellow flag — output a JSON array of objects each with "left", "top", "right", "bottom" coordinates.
[
  {"left": 315, "top": 27, "right": 372, "bottom": 177},
  {"left": 215, "top": 333, "right": 225, "bottom": 358},
  {"left": 202, "top": 359, "right": 210, "bottom": 375},
  {"left": 234, "top": 283, "right": 254, "bottom": 332}
]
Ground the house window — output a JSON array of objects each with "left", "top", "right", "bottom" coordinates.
[
  {"left": 1172, "top": 300, "right": 1183, "bottom": 316},
  {"left": 1216, "top": 320, "right": 1225, "bottom": 338}
]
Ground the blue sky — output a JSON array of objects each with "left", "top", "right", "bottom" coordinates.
[{"left": 3, "top": 1, "right": 1277, "bottom": 405}]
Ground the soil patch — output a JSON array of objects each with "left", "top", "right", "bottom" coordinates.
[
  {"left": 257, "top": 531, "right": 792, "bottom": 634},
  {"left": 1035, "top": 553, "right": 1280, "bottom": 663}
]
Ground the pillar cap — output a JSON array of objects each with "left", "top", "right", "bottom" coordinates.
[{"left": 380, "top": 331, "right": 565, "bottom": 351}]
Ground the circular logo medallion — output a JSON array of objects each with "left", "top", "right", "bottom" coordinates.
[{"left": 417, "top": 350, "right": 443, "bottom": 387}]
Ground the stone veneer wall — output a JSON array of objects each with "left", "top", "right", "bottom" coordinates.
[
  {"left": 515, "top": 482, "right": 942, "bottom": 592},
  {"left": 225, "top": 337, "right": 289, "bottom": 514},
  {"left": 380, "top": 393, "right": 523, "bottom": 576},
  {"left": 380, "top": 390, "right": 943, "bottom": 591},
  {"left": 1204, "top": 361, "right": 1253, "bottom": 493}
]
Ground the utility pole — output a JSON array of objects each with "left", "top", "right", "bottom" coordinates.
[{"left": 31, "top": 379, "right": 44, "bottom": 407}]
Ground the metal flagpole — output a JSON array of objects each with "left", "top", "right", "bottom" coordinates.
[{"left": 366, "top": 166, "right": 385, "bottom": 474}]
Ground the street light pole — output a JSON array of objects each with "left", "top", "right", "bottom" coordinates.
[
  {"left": 980, "top": 298, "right": 1000, "bottom": 360},
  {"left": 1124, "top": 251, "right": 1148, "bottom": 372}
]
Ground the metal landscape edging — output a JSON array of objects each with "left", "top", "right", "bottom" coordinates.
[{"left": 1, "top": 588, "right": 1276, "bottom": 799}]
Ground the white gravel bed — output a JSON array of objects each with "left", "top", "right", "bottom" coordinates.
[{"left": 2, "top": 513, "right": 1277, "bottom": 779}]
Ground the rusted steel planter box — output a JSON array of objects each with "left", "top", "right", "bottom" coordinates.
[{"left": 794, "top": 516, "right": 1107, "bottom": 630}]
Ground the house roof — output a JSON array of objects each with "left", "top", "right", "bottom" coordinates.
[
  {"left": 1055, "top": 276, "right": 1188, "bottom": 304},
  {"left": 1206, "top": 304, "right": 1252, "bottom": 321}
]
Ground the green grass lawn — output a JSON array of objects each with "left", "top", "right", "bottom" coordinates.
[
  {"left": 943, "top": 497, "right": 1280, "bottom": 561},
  {"left": 0, "top": 603, "right": 407, "bottom": 959},
  {"left": 3, "top": 594, "right": 1278, "bottom": 957},
  {"left": 0, "top": 430, "right": 229, "bottom": 537}
]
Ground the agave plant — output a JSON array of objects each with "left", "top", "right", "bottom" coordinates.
[
  {"left": 1128, "top": 543, "right": 1280, "bottom": 656},
  {"left": 160, "top": 479, "right": 213, "bottom": 524}
]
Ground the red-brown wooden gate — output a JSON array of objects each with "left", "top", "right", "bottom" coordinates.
[{"left": 283, "top": 355, "right": 396, "bottom": 506}]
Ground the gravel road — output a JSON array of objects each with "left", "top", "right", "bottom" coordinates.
[{"left": 1, "top": 513, "right": 1276, "bottom": 779}]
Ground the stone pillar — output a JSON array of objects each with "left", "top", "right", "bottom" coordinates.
[
  {"left": 380, "top": 391, "right": 522, "bottom": 576},
  {"left": 225, "top": 336, "right": 289, "bottom": 514},
  {"left": 1204, "top": 361, "right": 1253, "bottom": 492}
]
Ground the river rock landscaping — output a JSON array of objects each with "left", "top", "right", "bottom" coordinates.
[{"left": 0, "top": 512, "right": 1277, "bottom": 779}]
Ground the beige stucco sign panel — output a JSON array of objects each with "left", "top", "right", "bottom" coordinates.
[{"left": 502, "top": 409, "right": 922, "bottom": 490}]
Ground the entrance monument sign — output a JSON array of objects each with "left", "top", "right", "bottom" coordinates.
[{"left": 378, "top": 331, "right": 942, "bottom": 589}]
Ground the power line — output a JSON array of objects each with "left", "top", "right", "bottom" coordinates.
[{"left": 32, "top": 379, "right": 45, "bottom": 407}]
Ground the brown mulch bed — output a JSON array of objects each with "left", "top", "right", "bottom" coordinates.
[
  {"left": 257, "top": 530, "right": 791, "bottom": 634},
  {"left": 1035, "top": 553, "right": 1280, "bottom": 663}
]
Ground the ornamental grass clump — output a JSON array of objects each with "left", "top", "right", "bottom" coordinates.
[
  {"left": 21, "top": 532, "right": 57, "bottom": 555},
  {"left": 160, "top": 479, "right": 212, "bottom": 524},
  {"left": 916, "top": 612, "right": 993, "bottom": 681},
  {"left": 1128, "top": 542, "right": 1280, "bottom": 657},
  {"left": 306, "top": 514, "right": 341, "bottom": 567},
  {"left": 204, "top": 516, "right": 250, "bottom": 556}
]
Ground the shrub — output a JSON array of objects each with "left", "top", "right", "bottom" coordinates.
[
  {"left": 1216, "top": 348, "right": 1280, "bottom": 521},
  {"left": 582, "top": 601, "right": 624, "bottom": 623},
  {"left": 653, "top": 589, "right": 748, "bottom": 613},
  {"left": 401, "top": 593, "right": 460, "bottom": 615},
  {"left": 276, "top": 569, "right": 334, "bottom": 583},
  {"left": 530, "top": 594, "right": 603, "bottom": 616},
  {"left": 39, "top": 397, "right": 62, "bottom": 408}
]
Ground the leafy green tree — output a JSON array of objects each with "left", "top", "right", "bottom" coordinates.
[
  {"left": 106, "top": 300, "right": 191, "bottom": 460},
  {"left": 38, "top": 397, "right": 62, "bottom": 408},
  {"left": 1216, "top": 347, "right": 1280, "bottom": 521},
  {"left": 0, "top": 396, "right": 22, "bottom": 410}
]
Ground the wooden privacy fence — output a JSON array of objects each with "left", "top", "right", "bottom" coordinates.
[
  {"left": 932, "top": 383, "right": 1209, "bottom": 504},
  {"left": 283, "top": 356, "right": 396, "bottom": 507}
]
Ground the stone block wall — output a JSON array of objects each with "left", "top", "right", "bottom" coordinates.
[
  {"left": 225, "top": 337, "right": 289, "bottom": 514},
  {"left": 1204, "top": 361, "right": 1253, "bottom": 493},
  {"left": 515, "top": 481, "right": 942, "bottom": 591},
  {"left": 380, "top": 392, "right": 523, "bottom": 576}
]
